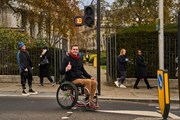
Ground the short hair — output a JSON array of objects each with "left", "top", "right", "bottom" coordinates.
[{"left": 71, "top": 44, "right": 79, "bottom": 49}]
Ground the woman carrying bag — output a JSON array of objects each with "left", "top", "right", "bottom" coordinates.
[{"left": 38, "top": 46, "right": 55, "bottom": 86}]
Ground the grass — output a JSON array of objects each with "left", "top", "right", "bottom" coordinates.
[{"left": 101, "top": 65, "right": 106, "bottom": 70}]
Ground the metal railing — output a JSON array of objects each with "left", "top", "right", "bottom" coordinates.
[
  {"left": 106, "top": 33, "right": 177, "bottom": 83},
  {"left": 0, "top": 38, "right": 68, "bottom": 83}
]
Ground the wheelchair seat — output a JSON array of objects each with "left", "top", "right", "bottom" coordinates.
[
  {"left": 60, "top": 78, "right": 85, "bottom": 88},
  {"left": 75, "top": 83, "right": 84, "bottom": 88}
]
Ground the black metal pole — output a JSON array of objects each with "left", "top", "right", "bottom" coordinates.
[
  {"left": 106, "top": 36, "right": 110, "bottom": 83},
  {"left": 97, "top": 0, "right": 101, "bottom": 95},
  {"left": 178, "top": 11, "right": 180, "bottom": 106},
  {"left": 115, "top": 32, "right": 117, "bottom": 82}
]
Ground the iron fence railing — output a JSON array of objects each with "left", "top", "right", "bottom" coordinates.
[
  {"left": 0, "top": 38, "right": 68, "bottom": 83},
  {"left": 106, "top": 34, "right": 177, "bottom": 81}
]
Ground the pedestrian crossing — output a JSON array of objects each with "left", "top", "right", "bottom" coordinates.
[{"left": 96, "top": 110, "right": 180, "bottom": 119}]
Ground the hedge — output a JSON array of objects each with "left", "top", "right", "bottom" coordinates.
[
  {"left": 0, "top": 28, "right": 51, "bottom": 75},
  {"left": 115, "top": 24, "right": 177, "bottom": 78}
]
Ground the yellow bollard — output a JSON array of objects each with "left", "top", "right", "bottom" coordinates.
[
  {"left": 157, "top": 69, "right": 170, "bottom": 120},
  {"left": 93, "top": 56, "right": 97, "bottom": 68}
]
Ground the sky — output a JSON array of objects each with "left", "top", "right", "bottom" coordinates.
[
  {"left": 106, "top": 0, "right": 114, "bottom": 4},
  {"left": 84, "top": 0, "right": 115, "bottom": 4},
  {"left": 79, "top": 0, "right": 115, "bottom": 8}
]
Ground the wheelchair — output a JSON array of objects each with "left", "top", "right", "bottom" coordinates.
[{"left": 56, "top": 79, "right": 98, "bottom": 110}]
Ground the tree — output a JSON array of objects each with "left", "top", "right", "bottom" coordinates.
[
  {"left": 109, "top": 0, "right": 178, "bottom": 27},
  {"left": 1, "top": 0, "right": 81, "bottom": 45},
  {"left": 110, "top": 0, "right": 159, "bottom": 26}
]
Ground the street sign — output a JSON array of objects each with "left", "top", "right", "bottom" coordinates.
[
  {"left": 156, "top": 18, "right": 160, "bottom": 31},
  {"left": 157, "top": 69, "right": 170, "bottom": 119}
]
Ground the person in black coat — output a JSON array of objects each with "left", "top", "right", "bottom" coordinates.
[
  {"left": 38, "top": 47, "right": 55, "bottom": 86},
  {"left": 133, "top": 50, "right": 153, "bottom": 89}
]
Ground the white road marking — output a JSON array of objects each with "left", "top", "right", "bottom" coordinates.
[
  {"left": 168, "top": 112, "right": 180, "bottom": 119},
  {"left": 61, "top": 117, "right": 69, "bottom": 120},
  {"left": 96, "top": 110, "right": 162, "bottom": 117},
  {"left": 134, "top": 118, "right": 163, "bottom": 120},
  {"left": 157, "top": 110, "right": 180, "bottom": 119},
  {"left": 67, "top": 111, "right": 73, "bottom": 114},
  {"left": 97, "top": 110, "right": 180, "bottom": 119},
  {"left": 0, "top": 94, "right": 56, "bottom": 98}
]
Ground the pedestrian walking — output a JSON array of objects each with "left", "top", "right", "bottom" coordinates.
[
  {"left": 133, "top": 50, "right": 153, "bottom": 89},
  {"left": 17, "top": 42, "right": 38, "bottom": 96},
  {"left": 114, "top": 48, "right": 128, "bottom": 88},
  {"left": 38, "top": 46, "right": 55, "bottom": 86}
]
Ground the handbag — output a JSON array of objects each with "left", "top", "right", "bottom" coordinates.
[{"left": 40, "top": 56, "right": 49, "bottom": 65}]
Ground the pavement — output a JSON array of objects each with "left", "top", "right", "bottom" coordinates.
[{"left": 0, "top": 64, "right": 179, "bottom": 103}]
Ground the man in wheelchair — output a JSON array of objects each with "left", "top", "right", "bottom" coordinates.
[{"left": 60, "top": 44, "right": 98, "bottom": 108}]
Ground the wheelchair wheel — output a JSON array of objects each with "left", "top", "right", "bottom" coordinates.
[{"left": 56, "top": 81, "right": 78, "bottom": 109}]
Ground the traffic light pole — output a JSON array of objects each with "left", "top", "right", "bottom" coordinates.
[
  {"left": 97, "top": 0, "right": 101, "bottom": 95},
  {"left": 178, "top": 11, "right": 180, "bottom": 106},
  {"left": 158, "top": 0, "right": 164, "bottom": 70}
]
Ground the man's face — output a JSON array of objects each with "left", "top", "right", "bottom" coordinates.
[
  {"left": 138, "top": 50, "right": 142, "bottom": 55},
  {"left": 21, "top": 45, "right": 26, "bottom": 52},
  {"left": 71, "top": 46, "right": 79, "bottom": 56}
]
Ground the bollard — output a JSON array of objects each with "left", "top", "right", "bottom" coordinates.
[
  {"left": 157, "top": 69, "right": 170, "bottom": 120},
  {"left": 93, "top": 56, "right": 97, "bottom": 68}
]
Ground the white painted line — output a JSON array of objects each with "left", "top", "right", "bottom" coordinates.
[
  {"left": 170, "top": 106, "right": 180, "bottom": 110},
  {"left": 157, "top": 110, "right": 180, "bottom": 119},
  {"left": 67, "top": 111, "right": 73, "bottom": 114},
  {"left": 72, "top": 107, "right": 77, "bottom": 110},
  {"left": 0, "top": 94, "right": 56, "bottom": 98},
  {"left": 96, "top": 110, "right": 162, "bottom": 118},
  {"left": 169, "top": 112, "right": 180, "bottom": 119},
  {"left": 61, "top": 117, "right": 69, "bottom": 120},
  {"left": 134, "top": 118, "right": 163, "bottom": 120}
]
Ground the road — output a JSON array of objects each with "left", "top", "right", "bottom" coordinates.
[{"left": 0, "top": 96, "right": 179, "bottom": 120}]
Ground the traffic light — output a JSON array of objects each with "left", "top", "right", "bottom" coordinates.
[
  {"left": 84, "top": 5, "right": 94, "bottom": 27},
  {"left": 74, "top": 16, "right": 83, "bottom": 26}
]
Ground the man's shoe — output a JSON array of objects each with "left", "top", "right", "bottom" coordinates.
[
  {"left": 88, "top": 101, "right": 99, "bottom": 110},
  {"left": 114, "top": 81, "right": 120, "bottom": 88},
  {"left": 29, "top": 89, "right": 38, "bottom": 95},
  {"left": 22, "top": 90, "right": 29, "bottom": 96},
  {"left": 120, "top": 84, "right": 127, "bottom": 88}
]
